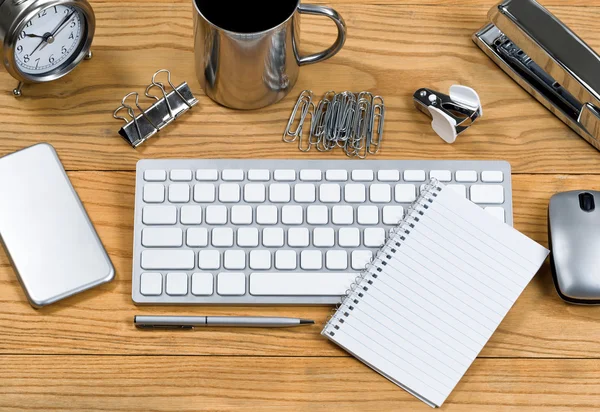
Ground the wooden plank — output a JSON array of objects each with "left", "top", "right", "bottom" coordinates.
[
  {"left": 1, "top": 355, "right": 600, "bottom": 411},
  {"left": 1, "top": 172, "right": 600, "bottom": 357},
  {"left": 1, "top": 4, "right": 600, "bottom": 172}
]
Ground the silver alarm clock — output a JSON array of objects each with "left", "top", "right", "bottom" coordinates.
[{"left": 0, "top": 0, "right": 95, "bottom": 96}]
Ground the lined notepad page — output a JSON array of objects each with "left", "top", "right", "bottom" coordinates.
[{"left": 323, "top": 182, "right": 549, "bottom": 408}]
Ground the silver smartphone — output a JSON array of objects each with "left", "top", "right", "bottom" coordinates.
[{"left": 0, "top": 143, "right": 114, "bottom": 308}]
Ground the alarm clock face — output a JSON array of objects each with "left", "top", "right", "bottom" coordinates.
[{"left": 14, "top": 5, "right": 86, "bottom": 75}]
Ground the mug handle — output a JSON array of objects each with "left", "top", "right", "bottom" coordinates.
[{"left": 297, "top": 5, "right": 347, "bottom": 66}]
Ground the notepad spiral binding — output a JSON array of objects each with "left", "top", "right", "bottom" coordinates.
[{"left": 324, "top": 179, "right": 442, "bottom": 337}]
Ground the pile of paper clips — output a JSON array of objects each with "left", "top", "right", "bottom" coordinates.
[{"left": 283, "top": 90, "right": 385, "bottom": 158}]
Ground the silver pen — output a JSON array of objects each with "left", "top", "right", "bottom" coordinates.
[{"left": 134, "top": 315, "right": 315, "bottom": 329}]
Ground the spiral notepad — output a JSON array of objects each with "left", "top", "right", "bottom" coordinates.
[{"left": 322, "top": 180, "right": 549, "bottom": 408}]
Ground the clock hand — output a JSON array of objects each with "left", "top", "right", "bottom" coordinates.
[
  {"left": 25, "top": 33, "right": 45, "bottom": 39},
  {"left": 37, "top": 11, "right": 77, "bottom": 53},
  {"left": 29, "top": 39, "right": 46, "bottom": 57}
]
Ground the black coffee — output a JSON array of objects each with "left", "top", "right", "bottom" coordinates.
[{"left": 195, "top": 0, "right": 299, "bottom": 33}]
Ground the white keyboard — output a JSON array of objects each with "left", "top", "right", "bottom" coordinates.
[{"left": 133, "top": 159, "right": 513, "bottom": 304}]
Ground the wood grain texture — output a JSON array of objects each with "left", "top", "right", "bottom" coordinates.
[
  {"left": 1, "top": 173, "right": 600, "bottom": 358},
  {"left": 2, "top": 356, "right": 600, "bottom": 412},
  {"left": 0, "top": 3, "right": 600, "bottom": 172},
  {"left": 2, "top": 0, "right": 600, "bottom": 409}
]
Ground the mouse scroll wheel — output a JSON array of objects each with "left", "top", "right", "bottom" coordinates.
[{"left": 579, "top": 192, "right": 596, "bottom": 212}]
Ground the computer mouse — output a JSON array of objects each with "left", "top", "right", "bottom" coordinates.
[{"left": 549, "top": 191, "right": 600, "bottom": 304}]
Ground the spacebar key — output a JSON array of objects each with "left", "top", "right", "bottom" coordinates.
[
  {"left": 250, "top": 273, "right": 356, "bottom": 296},
  {"left": 141, "top": 250, "right": 195, "bottom": 270}
]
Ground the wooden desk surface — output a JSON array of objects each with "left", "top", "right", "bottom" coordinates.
[{"left": 2, "top": 0, "right": 600, "bottom": 410}]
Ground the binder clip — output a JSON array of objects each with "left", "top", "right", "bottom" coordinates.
[
  {"left": 474, "top": 0, "right": 600, "bottom": 152},
  {"left": 413, "top": 85, "right": 483, "bottom": 144},
  {"left": 113, "top": 69, "right": 198, "bottom": 148}
]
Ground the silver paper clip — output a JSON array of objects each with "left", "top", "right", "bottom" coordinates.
[
  {"left": 113, "top": 69, "right": 198, "bottom": 148},
  {"left": 413, "top": 85, "right": 482, "bottom": 144}
]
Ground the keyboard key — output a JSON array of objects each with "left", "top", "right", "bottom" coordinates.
[
  {"left": 142, "top": 228, "right": 183, "bottom": 247},
  {"left": 326, "top": 170, "right": 348, "bottom": 181},
  {"left": 301, "top": 250, "right": 323, "bottom": 270},
  {"left": 352, "top": 251, "right": 373, "bottom": 270},
  {"left": 144, "top": 170, "right": 167, "bottom": 182},
  {"left": 196, "top": 169, "right": 218, "bottom": 181},
  {"left": 364, "top": 228, "right": 386, "bottom": 247},
  {"left": 295, "top": 184, "right": 316, "bottom": 203},
  {"left": 141, "top": 250, "right": 195, "bottom": 270},
  {"left": 224, "top": 250, "right": 246, "bottom": 270},
  {"left": 231, "top": 205, "right": 253, "bottom": 225},
  {"left": 166, "top": 273, "right": 188, "bottom": 296},
  {"left": 250, "top": 250, "right": 272, "bottom": 270},
  {"left": 169, "top": 184, "right": 190, "bottom": 203},
  {"left": 345, "top": 184, "right": 366, "bottom": 203},
  {"left": 447, "top": 184, "right": 467, "bottom": 198},
  {"left": 282, "top": 206, "right": 303, "bottom": 225},
  {"left": 482, "top": 171, "right": 504, "bottom": 183},
  {"left": 199, "top": 250, "right": 220, "bottom": 270},
  {"left": 219, "top": 184, "right": 241, "bottom": 203},
  {"left": 430, "top": 170, "right": 452, "bottom": 182},
  {"left": 404, "top": 170, "right": 426, "bottom": 182},
  {"left": 222, "top": 170, "right": 244, "bottom": 181},
  {"left": 171, "top": 170, "right": 193, "bottom": 181},
  {"left": 212, "top": 228, "right": 234, "bottom": 247},
  {"left": 194, "top": 184, "right": 216, "bottom": 203},
  {"left": 383, "top": 206, "right": 405, "bottom": 225},
  {"left": 244, "top": 184, "right": 266, "bottom": 203},
  {"left": 326, "top": 250, "right": 348, "bottom": 270},
  {"left": 143, "top": 206, "right": 177, "bottom": 225},
  {"left": 320, "top": 184, "right": 341, "bottom": 203},
  {"left": 237, "top": 228, "right": 259, "bottom": 247},
  {"left": 339, "top": 228, "right": 360, "bottom": 247},
  {"left": 300, "top": 170, "right": 322, "bottom": 181},
  {"left": 276, "top": 250, "right": 297, "bottom": 270},
  {"left": 180, "top": 206, "right": 202, "bottom": 225},
  {"left": 288, "top": 228, "right": 309, "bottom": 247},
  {"left": 192, "top": 273, "right": 214, "bottom": 296},
  {"left": 263, "top": 228, "right": 284, "bottom": 247},
  {"left": 358, "top": 206, "right": 379, "bottom": 225},
  {"left": 333, "top": 206, "right": 354, "bottom": 225},
  {"left": 456, "top": 171, "right": 478, "bottom": 183},
  {"left": 274, "top": 170, "right": 296, "bottom": 181},
  {"left": 270, "top": 184, "right": 291, "bottom": 203},
  {"left": 140, "top": 273, "right": 163, "bottom": 296},
  {"left": 256, "top": 205, "right": 278, "bottom": 225},
  {"left": 144, "top": 184, "right": 165, "bottom": 203},
  {"left": 352, "top": 170, "right": 374, "bottom": 181},
  {"left": 486, "top": 207, "right": 506, "bottom": 223},
  {"left": 395, "top": 184, "right": 417, "bottom": 203},
  {"left": 307, "top": 206, "right": 328, "bottom": 225},
  {"left": 471, "top": 185, "right": 505, "bottom": 204},
  {"left": 187, "top": 228, "right": 208, "bottom": 247},
  {"left": 206, "top": 206, "right": 227, "bottom": 225},
  {"left": 378, "top": 170, "right": 400, "bottom": 182},
  {"left": 217, "top": 273, "right": 246, "bottom": 295},
  {"left": 313, "top": 228, "right": 335, "bottom": 247},
  {"left": 250, "top": 273, "right": 356, "bottom": 296},
  {"left": 370, "top": 184, "right": 392, "bottom": 203},
  {"left": 248, "top": 170, "right": 270, "bottom": 181}
]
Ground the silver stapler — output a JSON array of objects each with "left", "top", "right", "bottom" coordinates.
[{"left": 474, "top": 0, "right": 600, "bottom": 151}]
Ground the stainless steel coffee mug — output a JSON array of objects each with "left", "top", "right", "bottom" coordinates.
[{"left": 193, "top": 0, "right": 347, "bottom": 110}]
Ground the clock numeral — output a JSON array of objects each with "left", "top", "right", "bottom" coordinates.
[
  {"left": 61, "top": 46, "right": 67, "bottom": 54},
  {"left": 54, "top": 6, "right": 58, "bottom": 13},
  {"left": 37, "top": 10, "right": 47, "bottom": 18},
  {"left": 49, "top": 55, "right": 55, "bottom": 64},
  {"left": 70, "top": 20, "right": 76, "bottom": 28},
  {"left": 18, "top": 31, "right": 26, "bottom": 40},
  {"left": 25, "top": 20, "right": 33, "bottom": 28},
  {"left": 35, "top": 58, "right": 40, "bottom": 69},
  {"left": 69, "top": 32, "right": 74, "bottom": 40},
  {"left": 16, "top": 45, "right": 23, "bottom": 54},
  {"left": 23, "top": 54, "right": 30, "bottom": 63}
]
